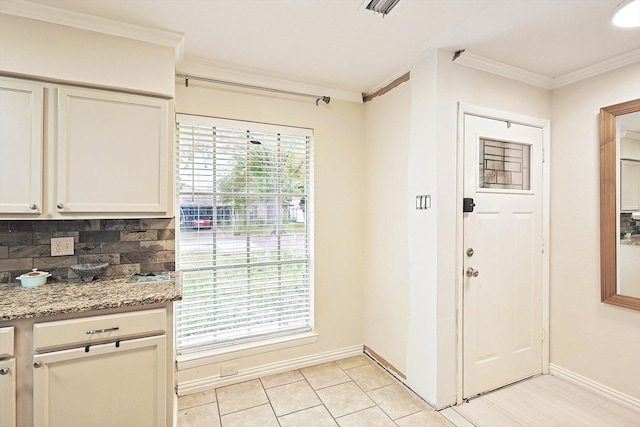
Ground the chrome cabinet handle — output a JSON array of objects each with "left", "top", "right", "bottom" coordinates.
[
  {"left": 86, "top": 327, "right": 120, "bottom": 335},
  {"left": 57, "top": 203, "right": 64, "bottom": 209},
  {"left": 33, "top": 361, "right": 43, "bottom": 369},
  {"left": 30, "top": 204, "right": 37, "bottom": 210},
  {"left": 0, "top": 367, "right": 9, "bottom": 375},
  {"left": 466, "top": 267, "right": 479, "bottom": 278}
]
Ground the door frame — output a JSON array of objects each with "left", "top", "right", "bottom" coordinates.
[{"left": 455, "top": 103, "right": 550, "bottom": 404}]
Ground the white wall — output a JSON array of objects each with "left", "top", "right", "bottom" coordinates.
[
  {"left": 174, "top": 77, "right": 366, "bottom": 387},
  {"left": 361, "top": 49, "right": 551, "bottom": 408},
  {"left": 550, "top": 62, "right": 640, "bottom": 400},
  {"left": 434, "top": 50, "right": 551, "bottom": 406},
  {"left": 0, "top": 14, "right": 175, "bottom": 97}
]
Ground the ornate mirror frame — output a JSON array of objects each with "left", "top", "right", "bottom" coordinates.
[{"left": 600, "top": 98, "right": 640, "bottom": 310}]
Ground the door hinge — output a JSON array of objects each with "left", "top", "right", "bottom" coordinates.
[
  {"left": 542, "top": 329, "right": 545, "bottom": 342},
  {"left": 542, "top": 239, "right": 545, "bottom": 253},
  {"left": 542, "top": 148, "right": 546, "bottom": 163}
]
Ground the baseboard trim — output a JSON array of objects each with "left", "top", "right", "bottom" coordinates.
[
  {"left": 177, "top": 344, "right": 364, "bottom": 396},
  {"left": 549, "top": 364, "right": 640, "bottom": 411}
]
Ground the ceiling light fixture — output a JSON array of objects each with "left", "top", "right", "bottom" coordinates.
[
  {"left": 365, "top": 0, "right": 401, "bottom": 16},
  {"left": 611, "top": 0, "right": 640, "bottom": 28}
]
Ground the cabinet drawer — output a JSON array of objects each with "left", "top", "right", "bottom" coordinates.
[
  {"left": 33, "top": 309, "right": 166, "bottom": 353},
  {"left": 0, "top": 327, "right": 14, "bottom": 358}
]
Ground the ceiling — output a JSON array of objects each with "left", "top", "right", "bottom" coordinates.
[{"left": 18, "top": 0, "right": 640, "bottom": 95}]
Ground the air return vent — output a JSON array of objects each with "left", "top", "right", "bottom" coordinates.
[{"left": 365, "top": 0, "right": 401, "bottom": 15}]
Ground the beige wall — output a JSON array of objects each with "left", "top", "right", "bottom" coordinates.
[
  {"left": 0, "top": 14, "right": 175, "bottom": 97},
  {"left": 550, "top": 62, "right": 640, "bottom": 400},
  {"left": 362, "top": 79, "right": 411, "bottom": 375},
  {"left": 174, "top": 80, "right": 366, "bottom": 386}
]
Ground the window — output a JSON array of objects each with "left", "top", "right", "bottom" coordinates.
[{"left": 175, "top": 114, "right": 313, "bottom": 354}]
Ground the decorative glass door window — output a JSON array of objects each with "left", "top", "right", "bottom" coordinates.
[{"left": 479, "top": 138, "right": 531, "bottom": 190}]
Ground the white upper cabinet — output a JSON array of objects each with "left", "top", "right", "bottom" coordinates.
[
  {"left": 56, "top": 87, "right": 170, "bottom": 215},
  {"left": 0, "top": 79, "right": 44, "bottom": 215},
  {"left": 621, "top": 159, "right": 640, "bottom": 212},
  {"left": 0, "top": 77, "right": 173, "bottom": 219}
]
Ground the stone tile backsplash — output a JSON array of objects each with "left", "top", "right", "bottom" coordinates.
[
  {"left": 0, "top": 219, "right": 175, "bottom": 283},
  {"left": 620, "top": 213, "right": 639, "bottom": 235}
]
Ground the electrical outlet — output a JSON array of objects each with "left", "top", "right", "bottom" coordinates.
[
  {"left": 51, "top": 237, "right": 74, "bottom": 256},
  {"left": 220, "top": 365, "right": 238, "bottom": 377}
]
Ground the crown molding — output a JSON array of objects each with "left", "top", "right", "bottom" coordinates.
[
  {"left": 178, "top": 57, "right": 363, "bottom": 103},
  {"left": 453, "top": 51, "right": 554, "bottom": 89},
  {"left": 0, "top": 0, "right": 185, "bottom": 61},
  {"left": 622, "top": 130, "right": 640, "bottom": 140},
  {"left": 453, "top": 49, "right": 640, "bottom": 90},
  {"left": 553, "top": 48, "right": 640, "bottom": 89}
]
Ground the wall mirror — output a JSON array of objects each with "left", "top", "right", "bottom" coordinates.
[{"left": 600, "top": 98, "right": 640, "bottom": 310}]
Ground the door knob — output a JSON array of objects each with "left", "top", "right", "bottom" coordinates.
[{"left": 466, "top": 267, "right": 479, "bottom": 278}]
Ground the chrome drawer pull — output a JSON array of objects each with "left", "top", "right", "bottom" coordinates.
[
  {"left": 86, "top": 327, "right": 120, "bottom": 335},
  {"left": 0, "top": 367, "right": 9, "bottom": 375}
]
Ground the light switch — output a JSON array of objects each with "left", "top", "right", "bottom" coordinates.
[{"left": 416, "top": 195, "right": 431, "bottom": 210}]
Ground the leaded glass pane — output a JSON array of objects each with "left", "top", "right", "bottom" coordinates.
[{"left": 479, "top": 138, "right": 530, "bottom": 190}]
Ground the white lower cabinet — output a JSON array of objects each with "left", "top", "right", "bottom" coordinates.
[
  {"left": 32, "top": 310, "right": 167, "bottom": 427},
  {"left": 0, "top": 327, "right": 16, "bottom": 427},
  {"left": 0, "top": 358, "right": 16, "bottom": 427}
]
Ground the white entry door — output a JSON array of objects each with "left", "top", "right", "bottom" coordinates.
[{"left": 463, "top": 113, "right": 543, "bottom": 399}]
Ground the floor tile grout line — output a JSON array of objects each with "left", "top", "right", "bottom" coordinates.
[
  {"left": 334, "top": 360, "right": 400, "bottom": 423},
  {"left": 178, "top": 399, "right": 218, "bottom": 411},
  {"left": 274, "top": 403, "right": 329, "bottom": 420}
]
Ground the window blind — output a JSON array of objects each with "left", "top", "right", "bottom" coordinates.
[{"left": 175, "top": 114, "right": 313, "bottom": 354}]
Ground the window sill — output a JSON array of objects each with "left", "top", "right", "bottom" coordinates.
[{"left": 176, "top": 332, "right": 319, "bottom": 371}]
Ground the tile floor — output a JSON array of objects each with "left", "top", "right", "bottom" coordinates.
[{"left": 178, "top": 354, "right": 455, "bottom": 426}]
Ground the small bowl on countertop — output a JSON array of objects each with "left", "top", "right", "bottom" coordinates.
[
  {"left": 70, "top": 262, "right": 109, "bottom": 282},
  {"left": 17, "top": 268, "right": 51, "bottom": 287}
]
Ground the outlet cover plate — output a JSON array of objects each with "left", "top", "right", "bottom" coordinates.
[
  {"left": 51, "top": 237, "right": 74, "bottom": 256},
  {"left": 220, "top": 365, "right": 238, "bottom": 377}
]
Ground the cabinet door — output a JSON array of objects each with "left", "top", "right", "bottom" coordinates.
[
  {"left": 56, "top": 87, "right": 170, "bottom": 215},
  {"left": 33, "top": 335, "right": 166, "bottom": 427},
  {"left": 621, "top": 160, "right": 640, "bottom": 212},
  {"left": 0, "top": 359, "right": 16, "bottom": 427},
  {"left": 0, "top": 78, "right": 44, "bottom": 214}
]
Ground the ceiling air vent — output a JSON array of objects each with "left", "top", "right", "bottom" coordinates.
[{"left": 365, "top": 0, "right": 401, "bottom": 16}]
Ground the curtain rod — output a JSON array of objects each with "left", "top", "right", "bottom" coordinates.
[{"left": 176, "top": 73, "right": 330, "bottom": 105}]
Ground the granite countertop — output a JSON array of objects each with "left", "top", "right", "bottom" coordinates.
[
  {"left": 0, "top": 273, "right": 182, "bottom": 322},
  {"left": 620, "top": 235, "right": 640, "bottom": 246}
]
